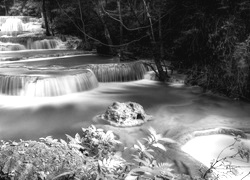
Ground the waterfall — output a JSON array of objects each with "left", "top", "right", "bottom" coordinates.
[
  {"left": 0, "top": 16, "right": 42, "bottom": 36},
  {"left": 0, "top": 42, "right": 26, "bottom": 51},
  {"left": 0, "top": 69, "right": 99, "bottom": 97},
  {"left": 0, "top": 16, "right": 64, "bottom": 51},
  {"left": 0, "top": 37, "right": 62, "bottom": 51},
  {"left": 85, "top": 61, "right": 148, "bottom": 82},
  {"left": 0, "top": 18, "right": 24, "bottom": 36},
  {"left": 27, "top": 39, "right": 59, "bottom": 50}
]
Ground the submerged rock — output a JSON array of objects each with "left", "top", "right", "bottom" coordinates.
[
  {"left": 97, "top": 102, "right": 153, "bottom": 127},
  {"left": 0, "top": 140, "right": 96, "bottom": 180}
]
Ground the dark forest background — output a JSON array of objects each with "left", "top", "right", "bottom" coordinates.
[{"left": 1, "top": 0, "right": 250, "bottom": 100}]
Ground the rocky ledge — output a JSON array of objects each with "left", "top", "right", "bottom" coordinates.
[{"left": 96, "top": 102, "right": 153, "bottom": 127}]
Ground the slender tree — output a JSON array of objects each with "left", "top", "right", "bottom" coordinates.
[
  {"left": 93, "top": 0, "right": 114, "bottom": 54},
  {"left": 42, "top": 0, "right": 51, "bottom": 36}
]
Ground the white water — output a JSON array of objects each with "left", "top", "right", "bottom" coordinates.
[
  {"left": 0, "top": 70, "right": 249, "bottom": 179},
  {"left": 0, "top": 17, "right": 43, "bottom": 35},
  {"left": 182, "top": 135, "right": 250, "bottom": 180},
  {"left": 0, "top": 39, "right": 63, "bottom": 51},
  {"left": 0, "top": 16, "right": 64, "bottom": 51},
  {"left": 0, "top": 69, "right": 98, "bottom": 96}
]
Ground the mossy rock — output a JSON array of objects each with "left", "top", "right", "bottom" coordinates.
[
  {"left": 96, "top": 102, "right": 153, "bottom": 127},
  {"left": 0, "top": 140, "right": 96, "bottom": 180}
]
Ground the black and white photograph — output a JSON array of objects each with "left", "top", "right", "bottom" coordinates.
[{"left": 0, "top": 0, "right": 250, "bottom": 179}]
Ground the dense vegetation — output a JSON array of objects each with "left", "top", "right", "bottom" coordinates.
[{"left": 1, "top": 0, "right": 250, "bottom": 99}]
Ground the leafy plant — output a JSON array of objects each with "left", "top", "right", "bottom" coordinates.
[
  {"left": 125, "top": 127, "right": 176, "bottom": 180},
  {"left": 201, "top": 135, "right": 250, "bottom": 180},
  {"left": 66, "top": 125, "right": 121, "bottom": 158}
]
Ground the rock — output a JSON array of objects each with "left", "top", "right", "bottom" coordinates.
[
  {"left": 97, "top": 102, "right": 153, "bottom": 127},
  {"left": 0, "top": 140, "right": 96, "bottom": 180}
]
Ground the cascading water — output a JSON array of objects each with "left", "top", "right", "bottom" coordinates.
[
  {"left": 0, "top": 16, "right": 43, "bottom": 36},
  {"left": 0, "top": 68, "right": 98, "bottom": 96},
  {"left": 78, "top": 61, "right": 148, "bottom": 82},
  {"left": 27, "top": 39, "right": 58, "bottom": 50},
  {"left": 0, "top": 42, "right": 26, "bottom": 51},
  {"left": 0, "top": 16, "right": 150, "bottom": 96},
  {"left": 0, "top": 16, "right": 63, "bottom": 50},
  {"left": 0, "top": 60, "right": 149, "bottom": 96}
]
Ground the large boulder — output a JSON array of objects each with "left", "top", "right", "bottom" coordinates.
[
  {"left": 97, "top": 102, "right": 153, "bottom": 127},
  {"left": 0, "top": 139, "right": 96, "bottom": 180}
]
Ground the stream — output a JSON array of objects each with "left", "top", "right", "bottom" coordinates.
[{"left": 0, "top": 55, "right": 249, "bottom": 179}]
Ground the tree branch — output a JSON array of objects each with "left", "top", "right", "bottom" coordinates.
[{"left": 55, "top": 0, "right": 149, "bottom": 48}]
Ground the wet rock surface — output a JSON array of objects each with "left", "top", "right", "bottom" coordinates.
[{"left": 97, "top": 102, "right": 153, "bottom": 127}]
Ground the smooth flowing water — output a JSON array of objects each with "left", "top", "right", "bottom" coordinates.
[
  {"left": 0, "top": 55, "right": 249, "bottom": 179},
  {"left": 0, "top": 15, "right": 250, "bottom": 178},
  {"left": 0, "top": 75, "right": 249, "bottom": 142},
  {"left": 182, "top": 134, "right": 250, "bottom": 180}
]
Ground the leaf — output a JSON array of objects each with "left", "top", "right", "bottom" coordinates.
[
  {"left": 128, "top": 166, "right": 153, "bottom": 175},
  {"left": 52, "top": 171, "right": 74, "bottom": 180},
  {"left": 65, "top": 134, "right": 75, "bottom": 142},
  {"left": 75, "top": 133, "right": 81, "bottom": 143},
  {"left": 90, "top": 125, "right": 96, "bottom": 131},
  {"left": 152, "top": 143, "right": 166, "bottom": 151},
  {"left": 148, "top": 127, "right": 157, "bottom": 138},
  {"left": 125, "top": 175, "right": 138, "bottom": 180},
  {"left": 137, "top": 140, "right": 145, "bottom": 150},
  {"left": 133, "top": 158, "right": 150, "bottom": 166},
  {"left": 60, "top": 139, "right": 68, "bottom": 146},
  {"left": 143, "top": 150, "right": 154, "bottom": 159},
  {"left": 158, "top": 137, "right": 176, "bottom": 143},
  {"left": 69, "top": 143, "right": 84, "bottom": 150},
  {"left": 134, "top": 144, "right": 140, "bottom": 150}
]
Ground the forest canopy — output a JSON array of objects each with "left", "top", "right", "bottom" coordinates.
[{"left": 1, "top": 0, "right": 250, "bottom": 100}]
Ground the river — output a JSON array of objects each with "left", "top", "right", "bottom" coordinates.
[{"left": 0, "top": 54, "right": 249, "bottom": 179}]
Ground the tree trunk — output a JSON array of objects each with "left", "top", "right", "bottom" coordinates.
[
  {"left": 42, "top": 0, "right": 51, "bottom": 36},
  {"left": 117, "top": 0, "right": 123, "bottom": 58},
  {"left": 4, "top": 0, "right": 8, "bottom": 15},
  {"left": 158, "top": 9, "right": 164, "bottom": 60},
  {"left": 117, "top": 0, "right": 123, "bottom": 45},
  {"left": 142, "top": 0, "right": 166, "bottom": 81},
  {"left": 78, "top": 0, "right": 89, "bottom": 49},
  {"left": 95, "top": 3, "right": 113, "bottom": 54}
]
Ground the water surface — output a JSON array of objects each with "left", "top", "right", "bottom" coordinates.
[{"left": 0, "top": 79, "right": 249, "bottom": 147}]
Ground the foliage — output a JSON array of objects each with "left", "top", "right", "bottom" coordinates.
[
  {"left": 125, "top": 127, "right": 176, "bottom": 180},
  {"left": 1, "top": 126, "right": 250, "bottom": 180},
  {"left": 173, "top": 0, "right": 250, "bottom": 100},
  {"left": 66, "top": 125, "right": 121, "bottom": 158},
  {"left": 2, "top": 0, "right": 250, "bottom": 95},
  {"left": 64, "top": 125, "right": 178, "bottom": 180},
  {"left": 8, "top": 0, "right": 41, "bottom": 16},
  {"left": 200, "top": 135, "right": 250, "bottom": 180}
]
